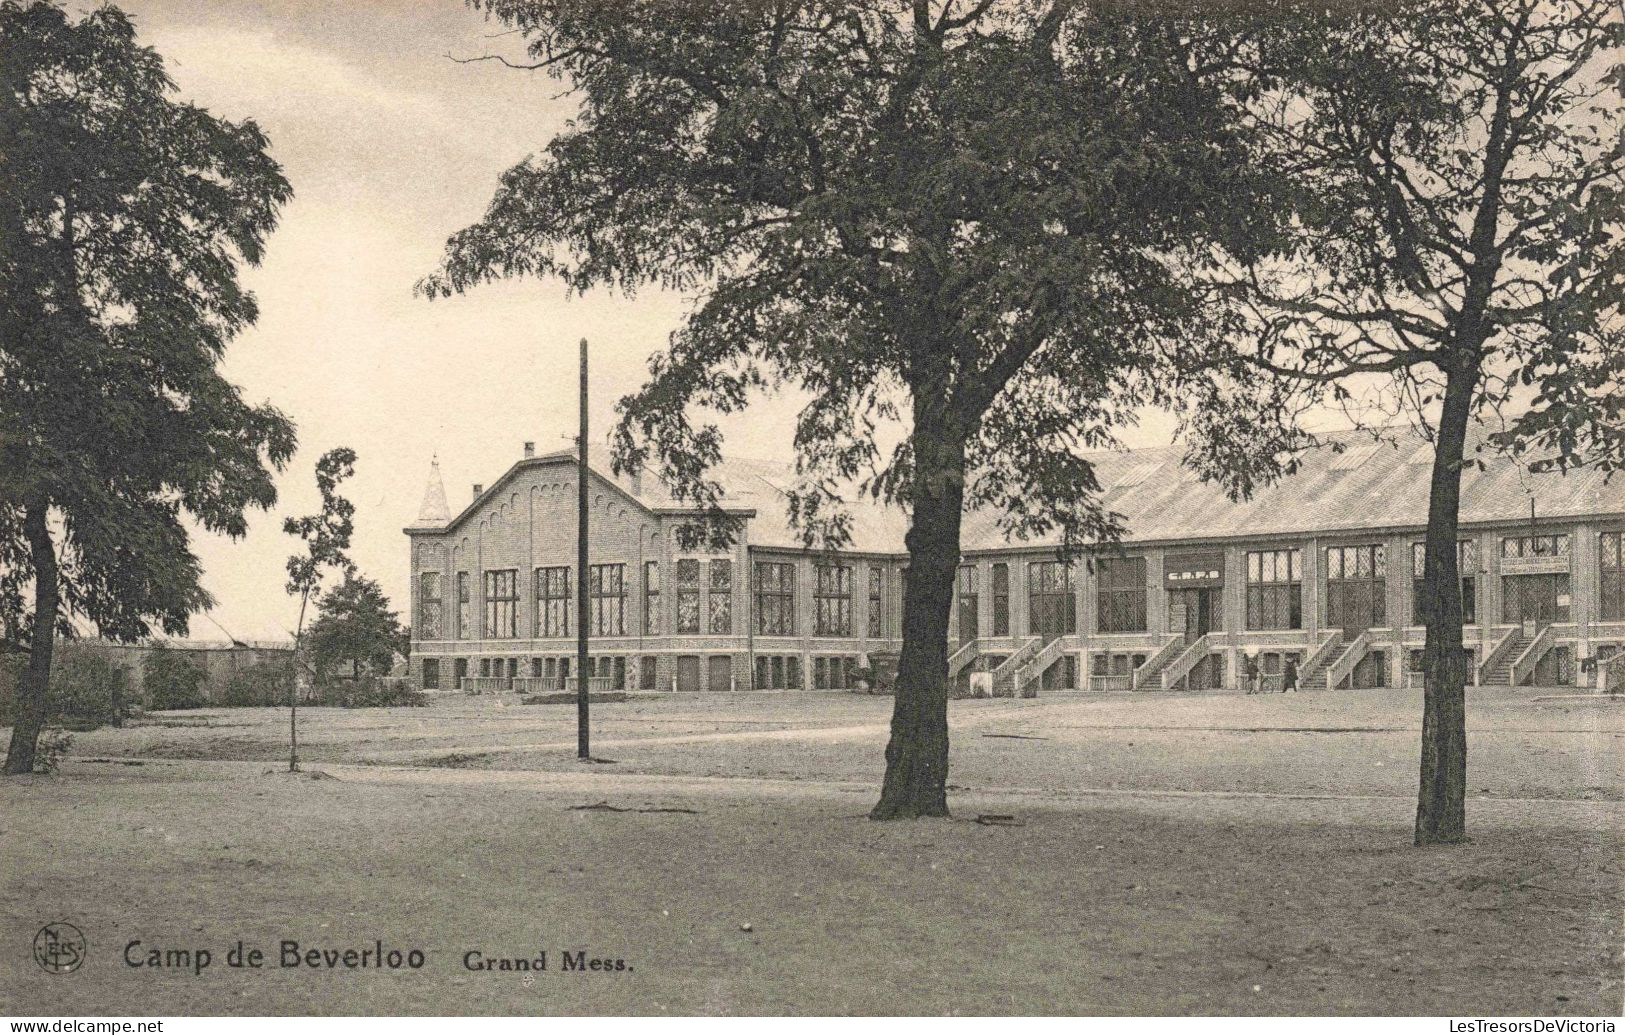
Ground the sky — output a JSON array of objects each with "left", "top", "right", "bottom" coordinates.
[
  {"left": 107, "top": 0, "right": 1238, "bottom": 641},
  {"left": 107, "top": 0, "right": 705, "bottom": 641}
]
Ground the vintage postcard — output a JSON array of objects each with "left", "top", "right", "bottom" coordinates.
[{"left": 2, "top": 0, "right": 1621, "bottom": 1025}]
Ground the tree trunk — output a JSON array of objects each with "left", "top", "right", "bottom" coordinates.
[
  {"left": 871, "top": 414, "right": 966, "bottom": 820},
  {"left": 1414, "top": 361, "right": 1477, "bottom": 845},
  {"left": 289, "top": 589, "right": 308, "bottom": 773},
  {"left": 4, "top": 501, "right": 58, "bottom": 775}
]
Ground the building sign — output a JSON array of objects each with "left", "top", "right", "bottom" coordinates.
[
  {"left": 1501, "top": 555, "right": 1569, "bottom": 576},
  {"left": 1164, "top": 550, "right": 1225, "bottom": 588}
]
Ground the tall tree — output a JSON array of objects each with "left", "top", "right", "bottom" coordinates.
[
  {"left": 1196, "top": 0, "right": 1623, "bottom": 844},
  {"left": 421, "top": 0, "right": 1282, "bottom": 818},
  {"left": 307, "top": 573, "right": 408, "bottom": 683},
  {"left": 282, "top": 447, "right": 356, "bottom": 772},
  {"left": 0, "top": 2, "right": 296, "bottom": 775}
]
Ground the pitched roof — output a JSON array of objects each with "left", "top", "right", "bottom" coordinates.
[
  {"left": 958, "top": 427, "right": 1621, "bottom": 550},
  {"left": 413, "top": 428, "right": 1622, "bottom": 553}
]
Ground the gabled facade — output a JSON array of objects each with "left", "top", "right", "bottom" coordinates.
[
  {"left": 406, "top": 432, "right": 1625, "bottom": 693},
  {"left": 405, "top": 445, "right": 907, "bottom": 693}
]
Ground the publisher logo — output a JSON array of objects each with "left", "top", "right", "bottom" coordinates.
[{"left": 34, "top": 922, "right": 86, "bottom": 974}]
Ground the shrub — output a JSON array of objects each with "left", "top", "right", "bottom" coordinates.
[
  {"left": 50, "top": 646, "right": 134, "bottom": 729},
  {"left": 0, "top": 652, "right": 22, "bottom": 726},
  {"left": 220, "top": 662, "right": 292, "bottom": 707},
  {"left": 33, "top": 729, "right": 73, "bottom": 773},
  {"left": 315, "top": 676, "right": 427, "bottom": 709},
  {"left": 143, "top": 647, "right": 207, "bottom": 710}
]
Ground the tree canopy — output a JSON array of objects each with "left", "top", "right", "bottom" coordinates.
[
  {"left": 1205, "top": 0, "right": 1623, "bottom": 463},
  {"left": 0, "top": 1, "right": 296, "bottom": 774},
  {"left": 423, "top": 0, "right": 1285, "bottom": 553},
  {"left": 307, "top": 574, "right": 408, "bottom": 683},
  {"left": 422, "top": 0, "right": 1291, "bottom": 817}
]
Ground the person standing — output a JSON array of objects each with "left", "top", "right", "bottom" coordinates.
[{"left": 1283, "top": 657, "right": 1299, "bottom": 694}]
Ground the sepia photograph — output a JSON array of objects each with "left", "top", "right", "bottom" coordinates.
[{"left": 1, "top": 0, "right": 1621, "bottom": 1024}]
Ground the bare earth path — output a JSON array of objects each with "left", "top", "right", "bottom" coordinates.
[{"left": 2, "top": 687, "right": 1620, "bottom": 1015}]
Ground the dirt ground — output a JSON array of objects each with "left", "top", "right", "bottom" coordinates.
[{"left": 2, "top": 686, "right": 1621, "bottom": 1016}]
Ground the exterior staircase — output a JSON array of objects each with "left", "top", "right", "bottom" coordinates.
[
  {"left": 1323, "top": 630, "right": 1371, "bottom": 690},
  {"left": 1478, "top": 628, "right": 1529, "bottom": 685},
  {"left": 1296, "top": 630, "right": 1343, "bottom": 691},
  {"left": 1131, "top": 635, "right": 1185, "bottom": 690},
  {"left": 1159, "top": 634, "right": 1214, "bottom": 690},
  {"left": 989, "top": 638, "right": 1042, "bottom": 697},
  {"left": 947, "top": 639, "right": 980, "bottom": 685},
  {"left": 1509, "top": 624, "right": 1554, "bottom": 687},
  {"left": 1012, "top": 637, "right": 1071, "bottom": 696}
]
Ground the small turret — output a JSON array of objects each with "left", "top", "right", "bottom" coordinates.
[{"left": 414, "top": 458, "right": 452, "bottom": 526}]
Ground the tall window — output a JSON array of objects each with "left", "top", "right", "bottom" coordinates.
[
  {"left": 643, "top": 561, "right": 660, "bottom": 635},
  {"left": 1411, "top": 540, "right": 1478, "bottom": 625},
  {"left": 418, "top": 572, "right": 443, "bottom": 639},
  {"left": 709, "top": 559, "right": 733, "bottom": 634},
  {"left": 675, "top": 559, "right": 701, "bottom": 634},
  {"left": 1325, "top": 544, "right": 1386, "bottom": 630},
  {"left": 1603, "top": 532, "right": 1624, "bottom": 621},
  {"left": 589, "top": 564, "right": 626, "bottom": 636},
  {"left": 991, "top": 563, "right": 1010, "bottom": 636},
  {"left": 754, "top": 562, "right": 796, "bottom": 635},
  {"left": 815, "top": 564, "right": 853, "bottom": 636},
  {"left": 456, "top": 572, "right": 471, "bottom": 639},
  {"left": 868, "top": 567, "right": 884, "bottom": 638},
  {"left": 1246, "top": 549, "right": 1302, "bottom": 630},
  {"left": 484, "top": 570, "right": 518, "bottom": 639},
  {"left": 1097, "top": 557, "right": 1147, "bottom": 633},
  {"left": 1027, "top": 561, "right": 1076, "bottom": 637},
  {"left": 1501, "top": 533, "right": 1569, "bottom": 558},
  {"left": 537, "top": 566, "right": 569, "bottom": 637}
]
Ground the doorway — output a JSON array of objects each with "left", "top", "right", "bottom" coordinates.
[
  {"left": 708, "top": 655, "right": 733, "bottom": 692},
  {"left": 1168, "top": 587, "right": 1221, "bottom": 690},
  {"left": 676, "top": 655, "right": 701, "bottom": 692},
  {"left": 1501, "top": 573, "right": 1571, "bottom": 625},
  {"left": 1326, "top": 545, "right": 1386, "bottom": 637},
  {"left": 1168, "top": 587, "right": 1219, "bottom": 642},
  {"left": 957, "top": 565, "right": 979, "bottom": 644}
]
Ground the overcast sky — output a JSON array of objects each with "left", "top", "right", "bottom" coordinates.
[
  {"left": 103, "top": 0, "right": 692, "bottom": 641},
  {"left": 108, "top": 0, "right": 1298, "bottom": 641}
]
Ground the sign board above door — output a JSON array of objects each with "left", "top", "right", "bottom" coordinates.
[{"left": 1165, "top": 550, "right": 1225, "bottom": 588}]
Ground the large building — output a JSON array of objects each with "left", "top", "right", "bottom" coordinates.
[{"left": 405, "top": 431, "right": 1624, "bottom": 694}]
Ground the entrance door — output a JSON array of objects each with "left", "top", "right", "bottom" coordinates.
[
  {"left": 676, "top": 655, "right": 701, "bottom": 692},
  {"left": 1502, "top": 574, "right": 1571, "bottom": 625},
  {"left": 1168, "top": 588, "right": 1220, "bottom": 690},
  {"left": 958, "top": 595, "right": 978, "bottom": 645},
  {"left": 1168, "top": 588, "right": 1218, "bottom": 641},
  {"left": 1326, "top": 545, "right": 1386, "bottom": 638},
  {"left": 708, "top": 655, "right": 733, "bottom": 692},
  {"left": 957, "top": 565, "right": 978, "bottom": 644}
]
